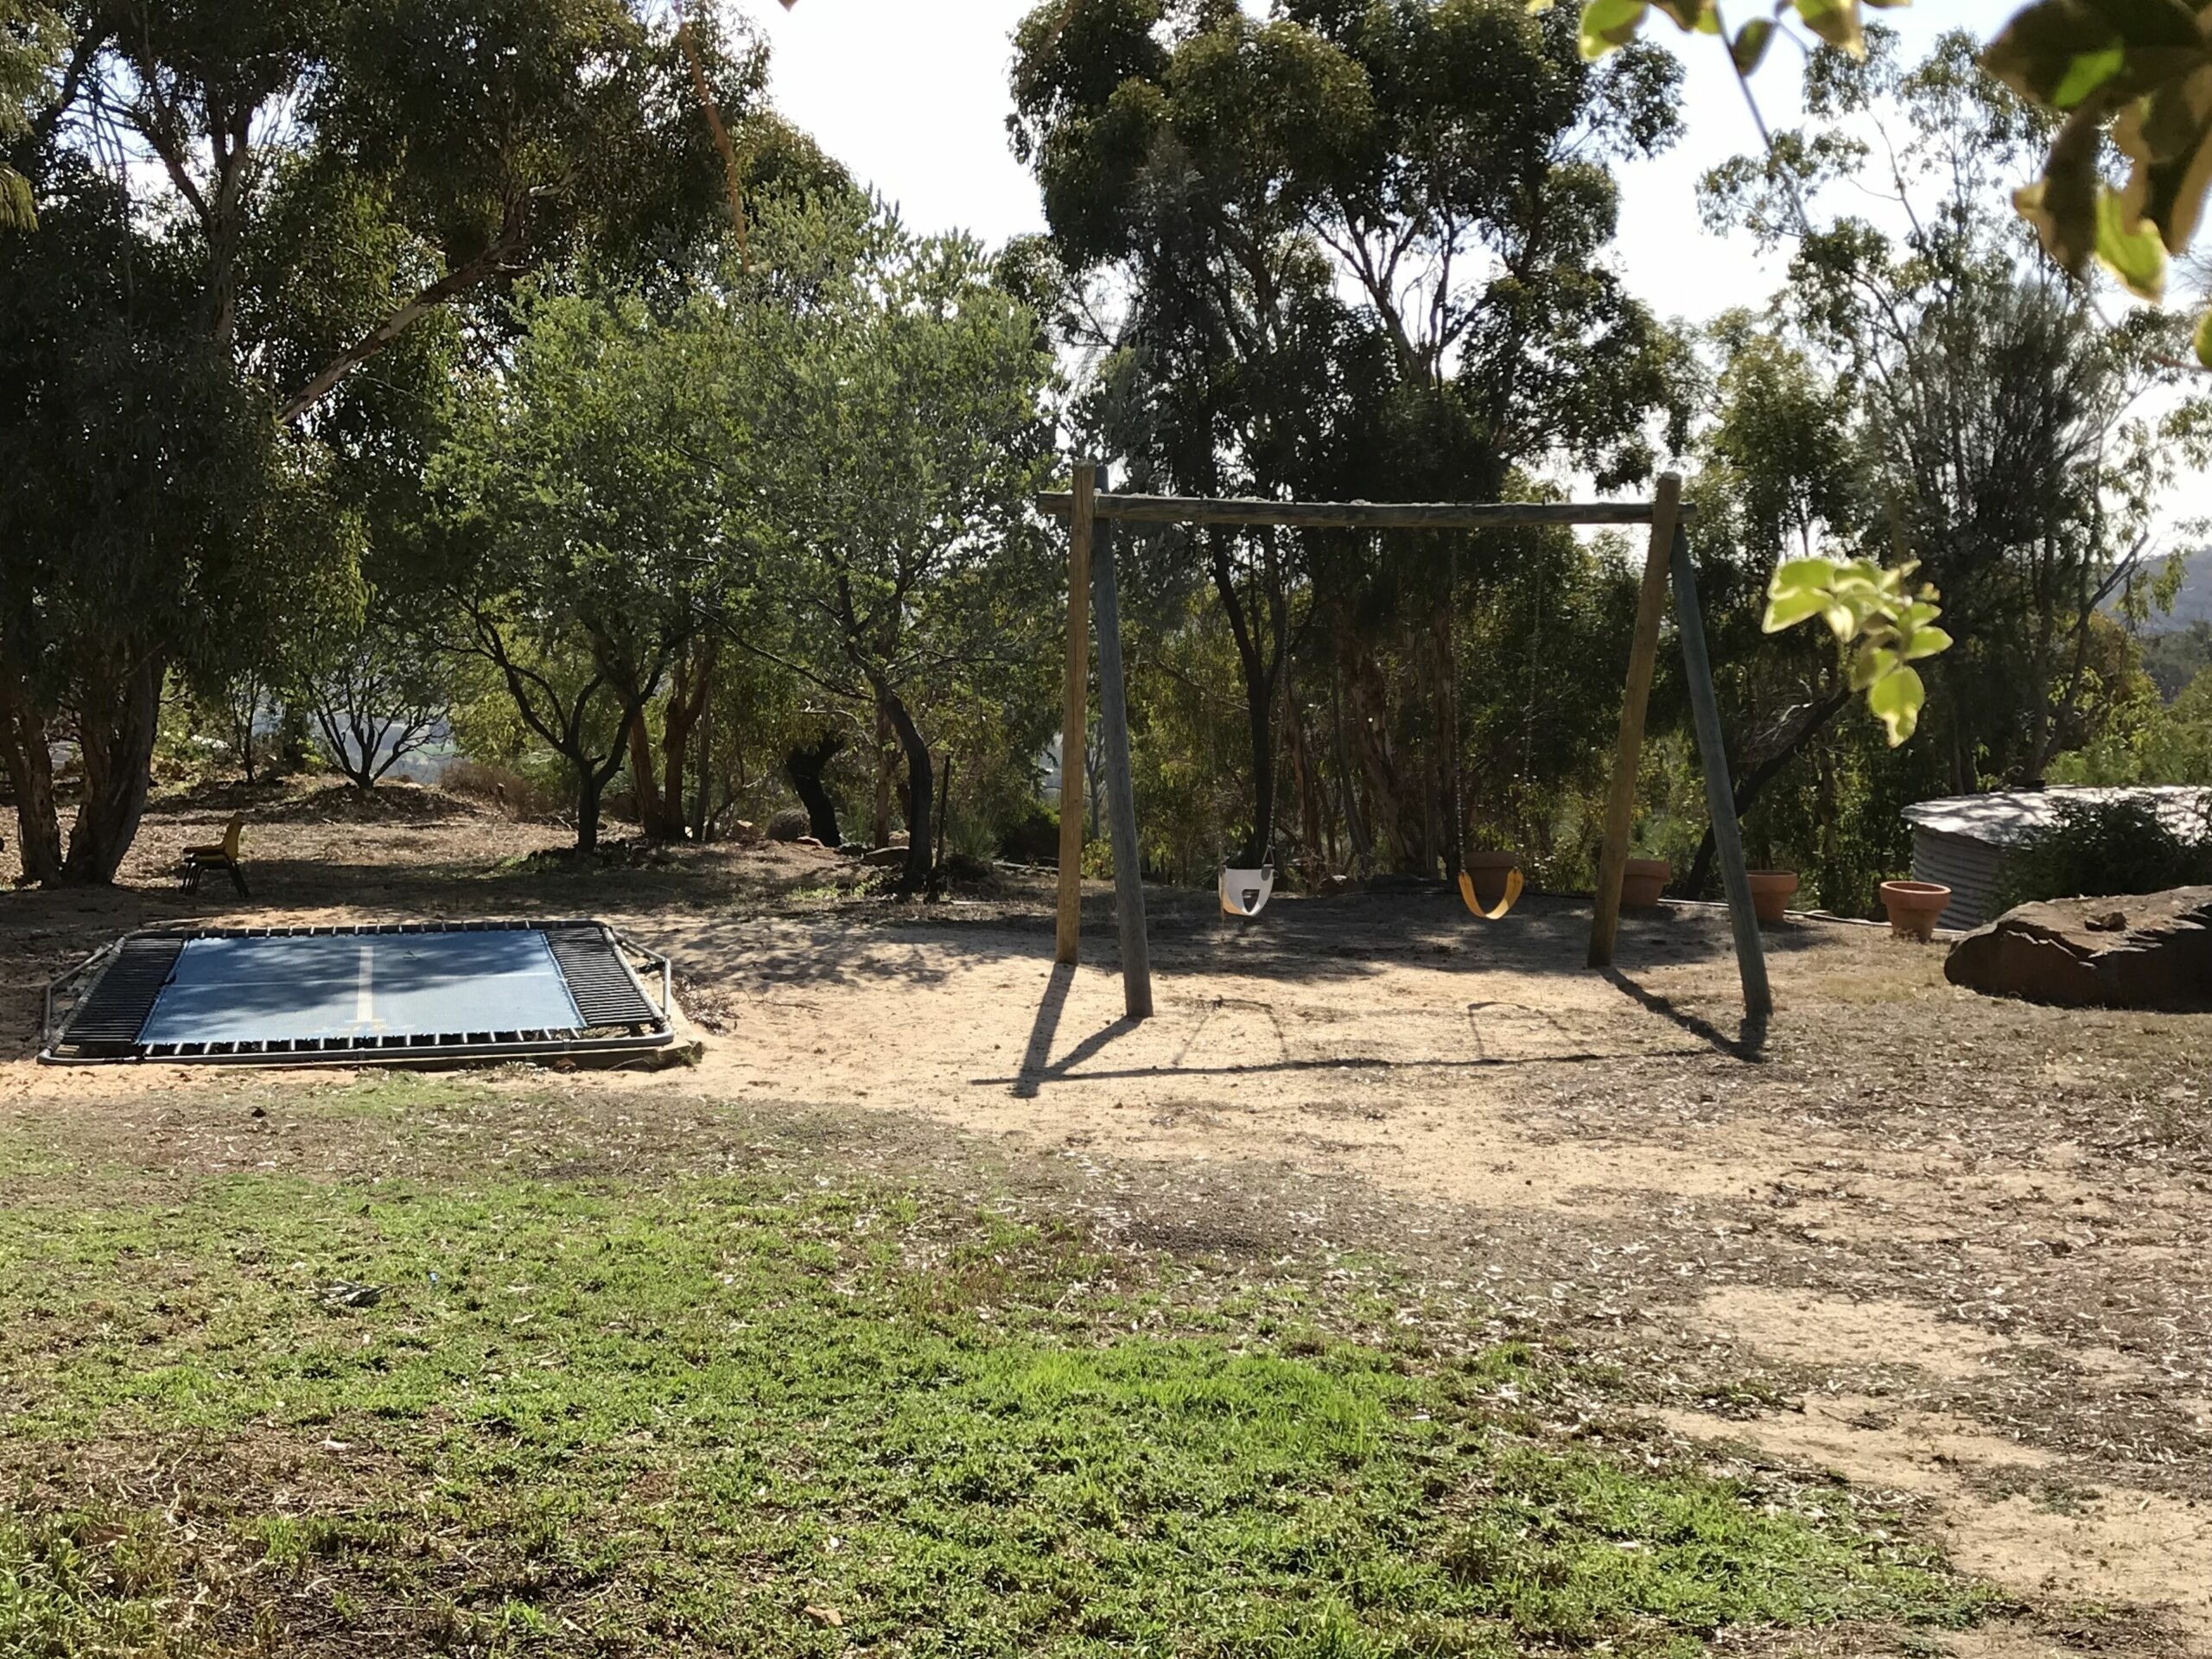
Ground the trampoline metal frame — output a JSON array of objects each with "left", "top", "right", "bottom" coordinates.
[{"left": 40, "top": 918, "right": 677, "bottom": 1066}]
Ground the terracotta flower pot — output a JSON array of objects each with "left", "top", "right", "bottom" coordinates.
[
  {"left": 1621, "top": 857, "right": 1669, "bottom": 909},
  {"left": 1880, "top": 879, "right": 1951, "bottom": 942},
  {"left": 1747, "top": 869, "right": 1798, "bottom": 925},
  {"left": 1463, "top": 849, "right": 1521, "bottom": 912}
]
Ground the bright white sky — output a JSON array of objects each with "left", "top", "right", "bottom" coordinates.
[
  {"left": 744, "top": 0, "right": 2209, "bottom": 530},
  {"left": 748, "top": 0, "right": 2006, "bottom": 322}
]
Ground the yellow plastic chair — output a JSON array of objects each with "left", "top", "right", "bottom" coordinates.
[{"left": 181, "top": 813, "right": 250, "bottom": 897}]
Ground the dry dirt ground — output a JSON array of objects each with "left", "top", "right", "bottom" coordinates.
[{"left": 5, "top": 781, "right": 2210, "bottom": 1656}]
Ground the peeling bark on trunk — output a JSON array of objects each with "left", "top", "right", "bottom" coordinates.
[
  {"left": 877, "top": 687, "right": 932, "bottom": 895},
  {"left": 60, "top": 652, "right": 164, "bottom": 886},
  {"left": 0, "top": 664, "right": 63, "bottom": 885}
]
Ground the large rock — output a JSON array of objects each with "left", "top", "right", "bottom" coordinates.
[{"left": 1944, "top": 887, "right": 2212, "bottom": 1010}]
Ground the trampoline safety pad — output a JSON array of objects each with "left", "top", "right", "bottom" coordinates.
[{"left": 42, "top": 920, "right": 673, "bottom": 1065}]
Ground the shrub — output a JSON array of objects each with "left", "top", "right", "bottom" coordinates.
[
  {"left": 995, "top": 803, "right": 1059, "bottom": 866},
  {"left": 766, "top": 807, "right": 812, "bottom": 842},
  {"left": 442, "top": 758, "right": 569, "bottom": 823},
  {"left": 1993, "top": 795, "right": 2212, "bottom": 911}
]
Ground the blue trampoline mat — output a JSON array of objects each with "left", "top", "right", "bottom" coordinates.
[{"left": 139, "top": 930, "right": 585, "bottom": 1046}]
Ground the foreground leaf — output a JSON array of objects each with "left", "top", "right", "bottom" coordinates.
[
  {"left": 1867, "top": 662, "right": 1926, "bottom": 746},
  {"left": 1793, "top": 0, "right": 1866, "bottom": 57},
  {"left": 2013, "top": 106, "right": 2105, "bottom": 275},
  {"left": 1579, "top": 0, "right": 1649, "bottom": 59},
  {"left": 1732, "top": 17, "right": 1777, "bottom": 74},
  {"left": 1983, "top": 0, "right": 2201, "bottom": 111},
  {"left": 2094, "top": 184, "right": 2168, "bottom": 297}
]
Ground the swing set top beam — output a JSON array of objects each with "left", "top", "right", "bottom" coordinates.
[{"left": 1035, "top": 491, "right": 1693, "bottom": 531}]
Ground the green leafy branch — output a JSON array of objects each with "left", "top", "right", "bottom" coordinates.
[
  {"left": 1984, "top": 0, "right": 2212, "bottom": 363},
  {"left": 1545, "top": 0, "right": 1946, "bottom": 745},
  {"left": 1557, "top": 0, "right": 2212, "bottom": 364},
  {"left": 1763, "top": 557, "right": 1951, "bottom": 744},
  {"left": 1536, "top": 0, "right": 1906, "bottom": 73}
]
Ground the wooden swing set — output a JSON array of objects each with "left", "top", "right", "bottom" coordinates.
[{"left": 1039, "top": 461, "right": 1772, "bottom": 1026}]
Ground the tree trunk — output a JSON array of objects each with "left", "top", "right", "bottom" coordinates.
[
  {"left": 1211, "top": 532, "right": 1278, "bottom": 869},
  {"left": 60, "top": 652, "right": 164, "bottom": 886},
  {"left": 879, "top": 688, "right": 932, "bottom": 895},
  {"left": 645, "top": 639, "right": 715, "bottom": 842},
  {"left": 624, "top": 707, "right": 667, "bottom": 835},
  {"left": 931, "top": 749, "right": 954, "bottom": 902},
  {"left": 576, "top": 765, "right": 606, "bottom": 853},
  {"left": 1285, "top": 664, "right": 1325, "bottom": 887},
  {"left": 623, "top": 652, "right": 714, "bottom": 846},
  {"left": 1330, "top": 673, "right": 1372, "bottom": 875},
  {"left": 1433, "top": 594, "right": 1459, "bottom": 880},
  {"left": 691, "top": 685, "right": 714, "bottom": 843},
  {"left": 0, "top": 664, "right": 64, "bottom": 885},
  {"left": 785, "top": 733, "right": 842, "bottom": 845},
  {"left": 665, "top": 642, "right": 715, "bottom": 842},
  {"left": 872, "top": 699, "right": 894, "bottom": 849}
]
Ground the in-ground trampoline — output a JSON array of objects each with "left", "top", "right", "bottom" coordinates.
[{"left": 41, "top": 919, "right": 674, "bottom": 1065}]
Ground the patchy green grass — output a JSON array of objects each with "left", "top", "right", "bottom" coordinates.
[{"left": 0, "top": 1085, "right": 1993, "bottom": 1657}]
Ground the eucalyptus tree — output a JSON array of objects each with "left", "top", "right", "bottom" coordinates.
[
  {"left": 1010, "top": 0, "right": 1692, "bottom": 876},
  {"left": 0, "top": 156, "right": 361, "bottom": 882},
  {"left": 1703, "top": 32, "right": 2212, "bottom": 792},
  {"left": 0, "top": 0, "right": 773, "bottom": 883}
]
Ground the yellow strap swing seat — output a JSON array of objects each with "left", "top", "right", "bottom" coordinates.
[{"left": 1457, "top": 865, "right": 1524, "bottom": 921}]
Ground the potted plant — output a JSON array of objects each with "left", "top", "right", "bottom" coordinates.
[
  {"left": 1621, "top": 856, "right": 1669, "bottom": 909},
  {"left": 1463, "top": 849, "right": 1521, "bottom": 911},
  {"left": 1880, "top": 879, "right": 1951, "bottom": 941},
  {"left": 1747, "top": 869, "right": 1798, "bottom": 925}
]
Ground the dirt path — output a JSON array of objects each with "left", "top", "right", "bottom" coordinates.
[{"left": 5, "top": 787, "right": 2209, "bottom": 1653}]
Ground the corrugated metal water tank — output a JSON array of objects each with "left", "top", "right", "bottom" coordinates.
[{"left": 1901, "top": 785, "right": 2212, "bottom": 930}]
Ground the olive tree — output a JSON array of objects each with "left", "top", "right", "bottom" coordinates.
[{"left": 706, "top": 200, "right": 1058, "bottom": 893}]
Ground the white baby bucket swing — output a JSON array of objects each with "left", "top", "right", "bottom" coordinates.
[{"left": 1218, "top": 844, "right": 1275, "bottom": 918}]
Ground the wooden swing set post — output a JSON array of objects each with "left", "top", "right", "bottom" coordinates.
[
  {"left": 1588, "top": 472, "right": 1681, "bottom": 969},
  {"left": 1090, "top": 467, "right": 1154, "bottom": 1020},
  {"left": 1670, "top": 524, "right": 1773, "bottom": 1022},
  {"left": 1054, "top": 463, "right": 1094, "bottom": 965}
]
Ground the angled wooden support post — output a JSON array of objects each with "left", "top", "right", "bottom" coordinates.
[
  {"left": 1090, "top": 468, "right": 1153, "bottom": 1020},
  {"left": 1669, "top": 524, "right": 1773, "bottom": 1022},
  {"left": 1589, "top": 472, "right": 1681, "bottom": 968},
  {"left": 1055, "top": 462, "right": 1095, "bottom": 965}
]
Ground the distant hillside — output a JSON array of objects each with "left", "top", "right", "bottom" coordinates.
[
  {"left": 2138, "top": 552, "right": 2212, "bottom": 632},
  {"left": 2103, "top": 555, "right": 2212, "bottom": 697}
]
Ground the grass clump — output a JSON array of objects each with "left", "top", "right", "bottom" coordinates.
[{"left": 0, "top": 1091, "right": 1993, "bottom": 1656}]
